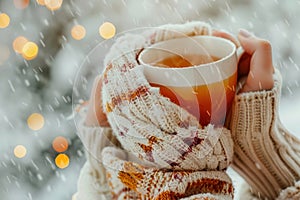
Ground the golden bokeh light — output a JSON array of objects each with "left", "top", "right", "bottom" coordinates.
[
  {"left": 27, "top": 113, "right": 44, "bottom": 131},
  {"left": 71, "top": 25, "right": 86, "bottom": 40},
  {"left": 0, "top": 13, "right": 10, "bottom": 29},
  {"left": 14, "top": 145, "right": 27, "bottom": 158},
  {"left": 22, "top": 41, "right": 39, "bottom": 60},
  {"left": 55, "top": 154, "right": 70, "bottom": 169},
  {"left": 99, "top": 22, "right": 116, "bottom": 39},
  {"left": 36, "top": 0, "right": 46, "bottom": 6},
  {"left": 0, "top": 45, "right": 10, "bottom": 65},
  {"left": 14, "top": 0, "right": 30, "bottom": 9},
  {"left": 52, "top": 136, "right": 69, "bottom": 153},
  {"left": 13, "top": 36, "right": 29, "bottom": 54},
  {"left": 45, "top": 0, "right": 63, "bottom": 11}
]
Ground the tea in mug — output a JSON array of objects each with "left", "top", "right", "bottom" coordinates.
[
  {"left": 151, "top": 54, "right": 236, "bottom": 126},
  {"left": 154, "top": 54, "right": 220, "bottom": 68}
]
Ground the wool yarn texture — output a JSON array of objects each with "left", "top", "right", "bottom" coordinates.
[{"left": 100, "top": 21, "right": 234, "bottom": 199}]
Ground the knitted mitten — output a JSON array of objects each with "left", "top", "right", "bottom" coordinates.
[
  {"left": 101, "top": 22, "right": 234, "bottom": 199},
  {"left": 230, "top": 70, "right": 300, "bottom": 199}
]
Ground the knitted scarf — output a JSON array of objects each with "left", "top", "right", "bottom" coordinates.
[{"left": 101, "top": 21, "right": 234, "bottom": 199}]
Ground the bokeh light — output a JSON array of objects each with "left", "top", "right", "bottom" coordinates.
[
  {"left": 14, "top": 145, "right": 27, "bottom": 158},
  {"left": 13, "top": 0, "right": 30, "bottom": 9},
  {"left": 13, "top": 36, "right": 28, "bottom": 54},
  {"left": 36, "top": 0, "right": 46, "bottom": 6},
  {"left": 52, "top": 136, "right": 69, "bottom": 153},
  {"left": 22, "top": 41, "right": 39, "bottom": 60},
  {"left": 71, "top": 25, "right": 86, "bottom": 40},
  {"left": 55, "top": 154, "right": 70, "bottom": 169},
  {"left": 0, "top": 45, "right": 10, "bottom": 65},
  {"left": 45, "top": 0, "right": 63, "bottom": 11},
  {"left": 27, "top": 113, "right": 45, "bottom": 131},
  {"left": 0, "top": 13, "right": 10, "bottom": 29},
  {"left": 99, "top": 22, "right": 116, "bottom": 39}
]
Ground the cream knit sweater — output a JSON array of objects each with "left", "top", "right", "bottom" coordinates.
[
  {"left": 230, "top": 70, "right": 300, "bottom": 199},
  {"left": 75, "top": 22, "right": 300, "bottom": 199},
  {"left": 75, "top": 71, "right": 300, "bottom": 200}
]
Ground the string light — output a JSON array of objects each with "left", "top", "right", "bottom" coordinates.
[
  {"left": 55, "top": 154, "right": 70, "bottom": 169},
  {"left": 45, "top": 0, "right": 63, "bottom": 11},
  {"left": 71, "top": 25, "right": 86, "bottom": 40},
  {"left": 0, "top": 13, "right": 10, "bottom": 29},
  {"left": 99, "top": 22, "right": 116, "bottom": 39},
  {"left": 52, "top": 136, "right": 69, "bottom": 153},
  {"left": 22, "top": 41, "right": 39, "bottom": 60},
  {"left": 27, "top": 113, "right": 44, "bottom": 131},
  {"left": 13, "top": 36, "right": 28, "bottom": 54},
  {"left": 14, "top": 145, "right": 27, "bottom": 158},
  {"left": 13, "top": 0, "right": 30, "bottom": 9}
]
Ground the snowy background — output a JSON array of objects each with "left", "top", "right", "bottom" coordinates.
[{"left": 1, "top": 0, "right": 300, "bottom": 199}]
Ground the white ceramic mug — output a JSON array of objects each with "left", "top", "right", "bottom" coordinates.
[{"left": 139, "top": 35, "right": 239, "bottom": 126}]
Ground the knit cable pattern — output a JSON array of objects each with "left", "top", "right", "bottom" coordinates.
[{"left": 101, "top": 22, "right": 234, "bottom": 199}]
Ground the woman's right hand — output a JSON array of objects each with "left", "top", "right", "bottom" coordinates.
[{"left": 213, "top": 29, "right": 274, "bottom": 93}]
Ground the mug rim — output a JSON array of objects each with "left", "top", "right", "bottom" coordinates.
[{"left": 138, "top": 35, "right": 237, "bottom": 71}]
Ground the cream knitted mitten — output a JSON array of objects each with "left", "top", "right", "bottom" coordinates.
[
  {"left": 101, "top": 22, "right": 234, "bottom": 199},
  {"left": 230, "top": 71, "right": 300, "bottom": 199}
]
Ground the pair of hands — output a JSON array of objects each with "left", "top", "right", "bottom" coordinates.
[{"left": 85, "top": 29, "right": 275, "bottom": 127}]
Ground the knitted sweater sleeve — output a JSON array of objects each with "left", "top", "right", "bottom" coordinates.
[
  {"left": 230, "top": 69, "right": 300, "bottom": 200},
  {"left": 75, "top": 106, "right": 119, "bottom": 200}
]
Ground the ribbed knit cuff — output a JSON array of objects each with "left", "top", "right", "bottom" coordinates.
[
  {"left": 230, "top": 69, "right": 282, "bottom": 198},
  {"left": 230, "top": 69, "right": 300, "bottom": 199},
  {"left": 76, "top": 105, "right": 120, "bottom": 192},
  {"left": 233, "top": 69, "right": 281, "bottom": 126}
]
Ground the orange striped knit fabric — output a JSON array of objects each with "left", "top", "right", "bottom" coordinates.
[{"left": 100, "top": 22, "right": 234, "bottom": 199}]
